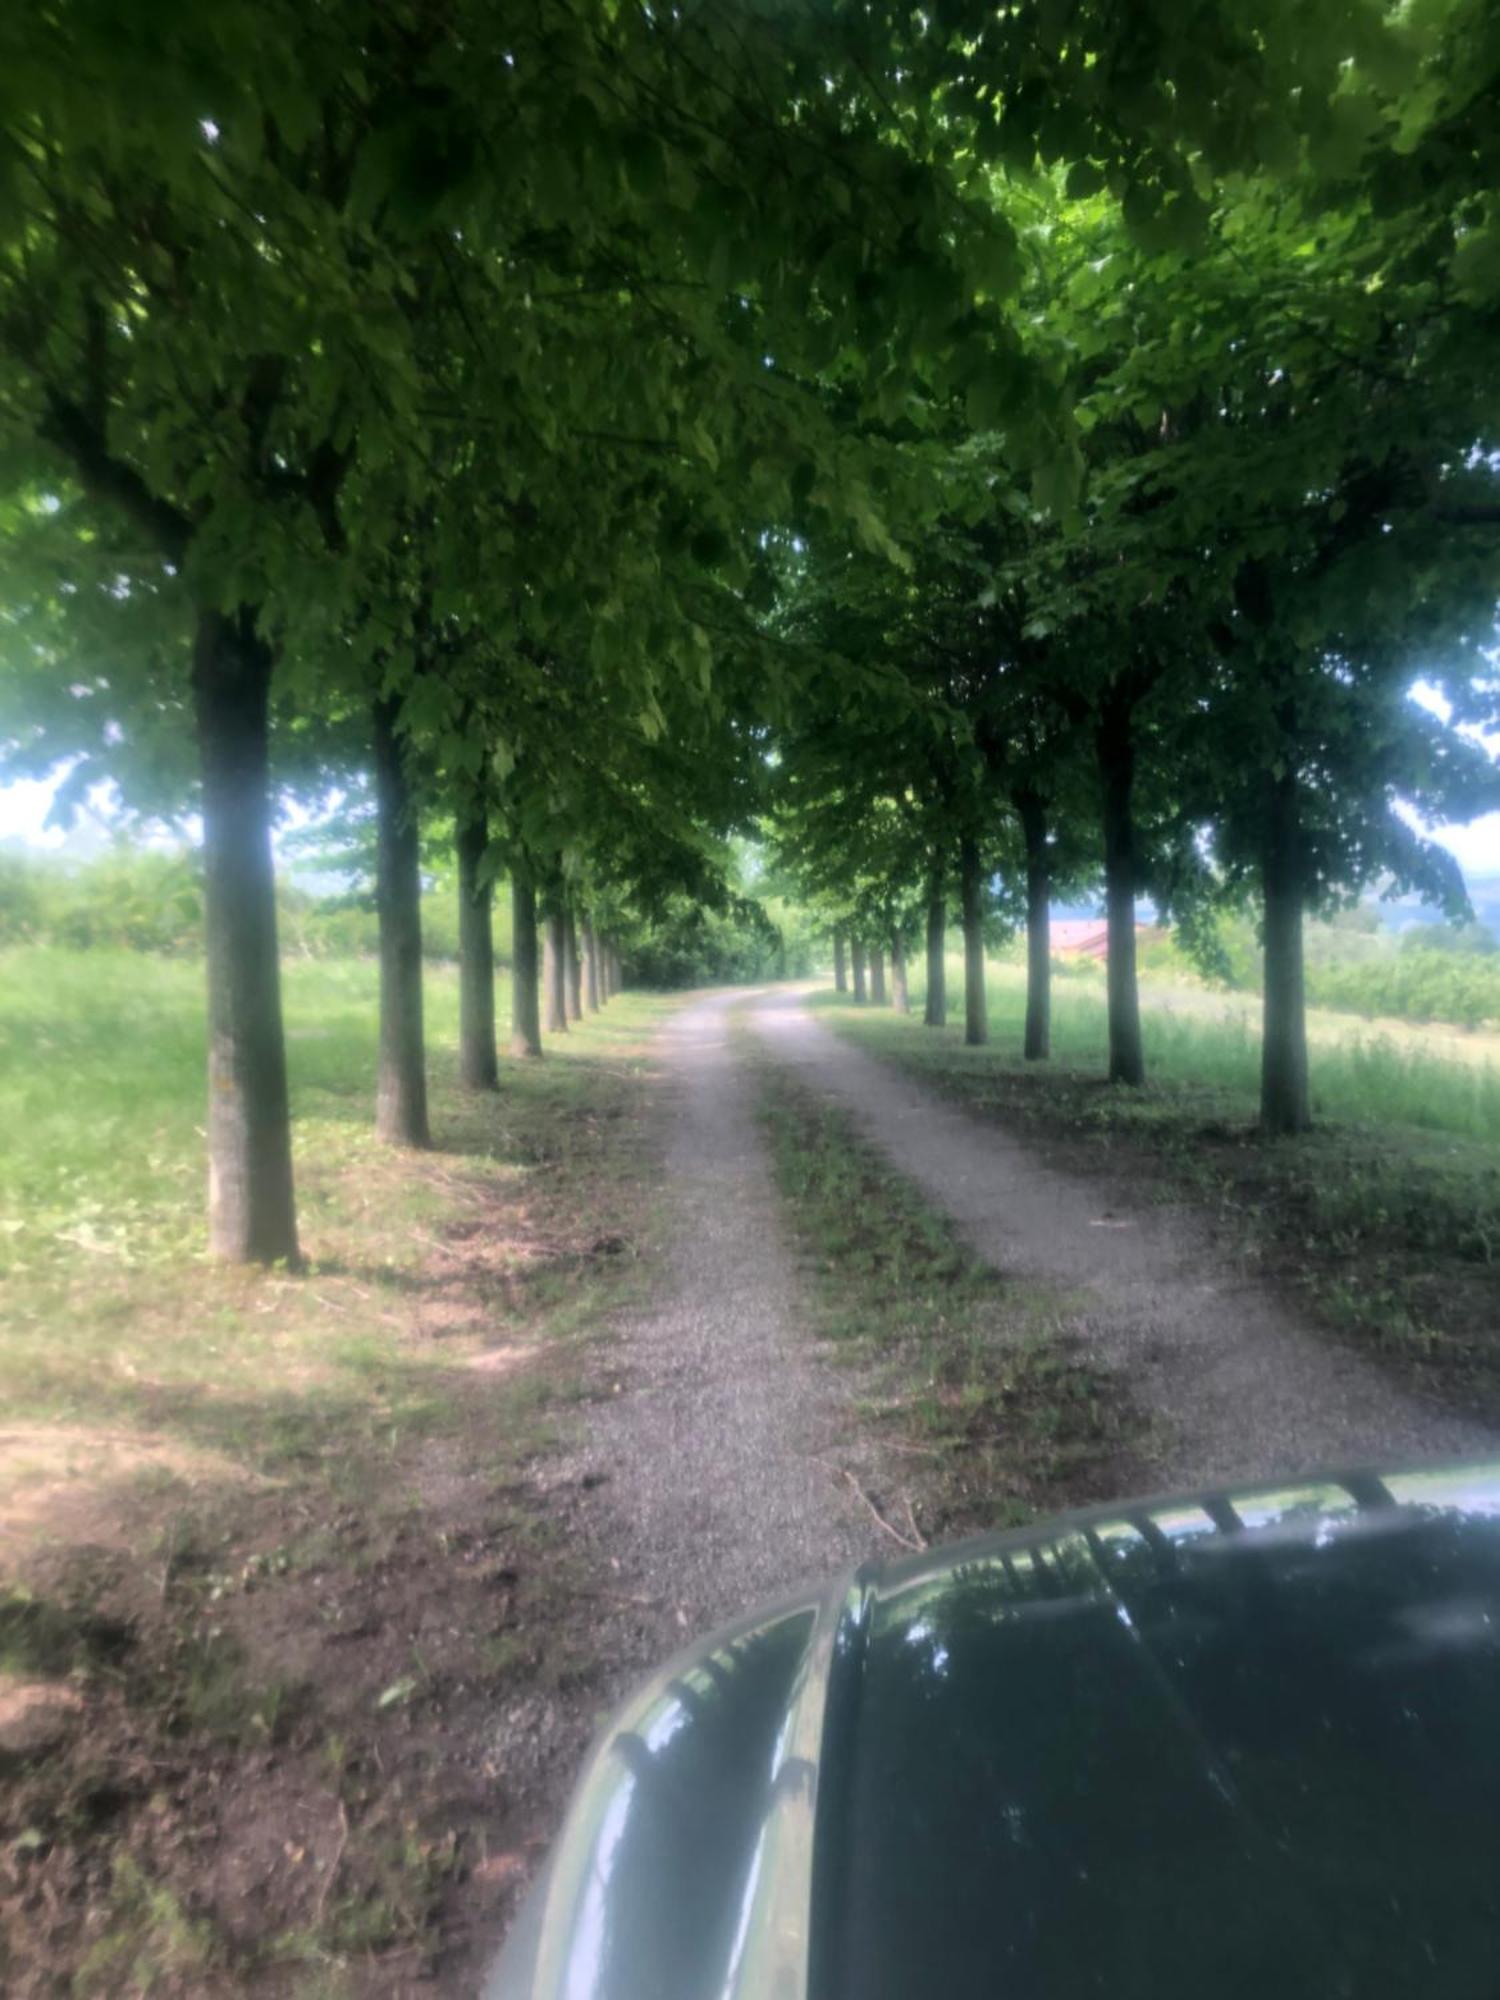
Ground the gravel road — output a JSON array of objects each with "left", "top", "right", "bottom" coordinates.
[
  {"left": 749, "top": 989, "right": 1496, "bottom": 1490},
  {"left": 570, "top": 982, "right": 1493, "bottom": 1679},
  {"left": 572, "top": 990, "right": 884, "bottom": 1643},
  {"left": 484, "top": 984, "right": 1499, "bottom": 1982}
]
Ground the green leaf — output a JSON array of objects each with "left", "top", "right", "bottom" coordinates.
[
  {"left": 1031, "top": 446, "right": 1082, "bottom": 520},
  {"left": 1453, "top": 215, "right": 1500, "bottom": 306},
  {"left": 968, "top": 218, "right": 1022, "bottom": 301}
]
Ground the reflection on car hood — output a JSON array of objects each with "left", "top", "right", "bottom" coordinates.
[{"left": 485, "top": 1462, "right": 1500, "bottom": 2000}]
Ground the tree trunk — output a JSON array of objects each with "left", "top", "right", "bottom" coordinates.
[
  {"left": 850, "top": 939, "right": 867, "bottom": 1003},
  {"left": 610, "top": 945, "right": 623, "bottom": 993},
  {"left": 543, "top": 902, "right": 568, "bottom": 1034},
  {"left": 510, "top": 859, "right": 543, "bottom": 1057},
  {"left": 960, "top": 835, "right": 988, "bottom": 1046},
  {"left": 564, "top": 908, "right": 583, "bottom": 1023},
  {"left": 582, "top": 919, "right": 601, "bottom": 1011},
  {"left": 833, "top": 930, "right": 848, "bottom": 993},
  {"left": 455, "top": 808, "right": 498, "bottom": 1091},
  {"left": 1097, "top": 694, "right": 1145, "bottom": 1086},
  {"left": 870, "top": 944, "right": 887, "bottom": 1005},
  {"left": 924, "top": 884, "right": 947, "bottom": 1028},
  {"left": 890, "top": 932, "right": 910, "bottom": 1014},
  {"left": 192, "top": 608, "right": 299, "bottom": 1264},
  {"left": 1261, "top": 774, "right": 1311, "bottom": 1135},
  {"left": 1018, "top": 791, "right": 1051, "bottom": 1062},
  {"left": 372, "top": 694, "right": 430, "bottom": 1147}
]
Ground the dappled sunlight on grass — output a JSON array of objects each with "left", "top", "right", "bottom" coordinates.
[
  {"left": 0, "top": 945, "right": 679, "bottom": 1501},
  {"left": 0, "top": 947, "right": 682, "bottom": 1992}
]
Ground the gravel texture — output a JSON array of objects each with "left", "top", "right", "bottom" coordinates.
[
  {"left": 573, "top": 991, "right": 883, "bottom": 1643},
  {"left": 750, "top": 990, "right": 1496, "bottom": 1490}
]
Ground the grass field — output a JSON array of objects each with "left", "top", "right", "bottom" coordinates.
[
  {"left": 821, "top": 958, "right": 1500, "bottom": 1413},
  {"left": 2, "top": 947, "right": 485, "bottom": 1279},
  {"left": 947, "top": 958, "right": 1500, "bottom": 1143},
  {"left": 0, "top": 945, "right": 678, "bottom": 1997}
]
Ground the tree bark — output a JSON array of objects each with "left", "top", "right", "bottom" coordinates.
[
  {"left": 870, "top": 944, "right": 887, "bottom": 1005},
  {"left": 890, "top": 932, "right": 910, "bottom": 1014},
  {"left": 850, "top": 939, "right": 868, "bottom": 1003},
  {"left": 924, "top": 884, "right": 947, "bottom": 1028},
  {"left": 510, "top": 859, "right": 543, "bottom": 1057},
  {"left": 582, "top": 919, "right": 601, "bottom": 1011},
  {"left": 372, "top": 693, "right": 430, "bottom": 1148},
  {"left": 833, "top": 929, "right": 848, "bottom": 993},
  {"left": 1261, "top": 773, "right": 1311, "bottom": 1135},
  {"left": 543, "top": 901, "right": 568, "bottom": 1034},
  {"left": 192, "top": 607, "right": 299, "bottom": 1264},
  {"left": 1018, "top": 791, "right": 1051, "bottom": 1062},
  {"left": 960, "top": 835, "right": 988, "bottom": 1046},
  {"left": 564, "top": 907, "right": 583, "bottom": 1023},
  {"left": 455, "top": 807, "right": 498, "bottom": 1091},
  {"left": 1097, "top": 693, "right": 1145, "bottom": 1086}
]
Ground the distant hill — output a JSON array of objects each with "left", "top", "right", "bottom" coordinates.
[
  {"left": 1051, "top": 882, "right": 1500, "bottom": 946},
  {"left": 1379, "top": 876, "right": 1500, "bottom": 939}
]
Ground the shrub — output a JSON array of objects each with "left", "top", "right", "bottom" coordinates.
[
  {"left": 1308, "top": 948, "right": 1500, "bottom": 1030},
  {"left": 0, "top": 845, "right": 480, "bottom": 964},
  {"left": 621, "top": 894, "right": 814, "bottom": 988},
  {"left": 0, "top": 846, "right": 201, "bottom": 952}
]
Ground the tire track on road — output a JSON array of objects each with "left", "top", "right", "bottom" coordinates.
[{"left": 749, "top": 991, "right": 1495, "bottom": 1490}]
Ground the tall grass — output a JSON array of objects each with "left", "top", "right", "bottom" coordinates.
[{"left": 902, "top": 958, "right": 1500, "bottom": 1146}]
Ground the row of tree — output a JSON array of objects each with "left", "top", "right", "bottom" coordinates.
[
  {"left": 385, "top": 859, "right": 628, "bottom": 1153},
  {"left": 2, "top": 1, "right": 1499, "bottom": 1258},
  {"left": 763, "top": 96, "right": 1500, "bottom": 1130}
]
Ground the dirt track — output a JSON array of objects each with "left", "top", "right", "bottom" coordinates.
[
  {"left": 750, "top": 989, "right": 1495, "bottom": 1488},
  {"left": 565, "top": 990, "right": 886, "bottom": 1642},
  {"left": 580, "top": 986, "right": 1494, "bottom": 1658}
]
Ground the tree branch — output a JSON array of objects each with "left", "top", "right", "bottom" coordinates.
[
  {"left": 303, "top": 434, "right": 353, "bottom": 555},
  {"left": 41, "top": 392, "right": 193, "bottom": 564}
]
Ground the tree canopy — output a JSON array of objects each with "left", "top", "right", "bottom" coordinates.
[{"left": 3, "top": 0, "right": 1499, "bottom": 1253}]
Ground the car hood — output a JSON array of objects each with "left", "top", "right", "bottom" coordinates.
[{"left": 485, "top": 1462, "right": 1500, "bottom": 2000}]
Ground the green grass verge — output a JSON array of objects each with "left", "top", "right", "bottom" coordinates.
[
  {"left": 818, "top": 964, "right": 1500, "bottom": 1412},
  {"left": 951, "top": 956, "right": 1500, "bottom": 1142},
  {"left": 0, "top": 948, "right": 667, "bottom": 1454},
  {"left": 753, "top": 1045, "right": 1147, "bottom": 1544},
  {"left": 0, "top": 944, "right": 678, "bottom": 1996},
  {"left": 1, "top": 946, "right": 519, "bottom": 1276}
]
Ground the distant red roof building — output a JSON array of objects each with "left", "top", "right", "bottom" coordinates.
[
  {"left": 1049, "top": 919, "right": 1111, "bottom": 959},
  {"left": 1048, "top": 919, "right": 1166, "bottom": 961}
]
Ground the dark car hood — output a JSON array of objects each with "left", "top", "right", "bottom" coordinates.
[{"left": 486, "top": 1463, "right": 1500, "bottom": 2000}]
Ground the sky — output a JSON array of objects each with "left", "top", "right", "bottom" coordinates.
[
  {"left": 0, "top": 772, "right": 122, "bottom": 852},
  {"left": 0, "top": 772, "right": 315, "bottom": 867}
]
